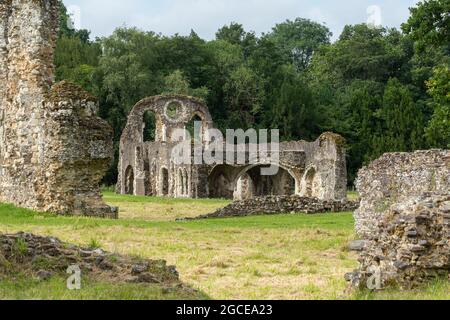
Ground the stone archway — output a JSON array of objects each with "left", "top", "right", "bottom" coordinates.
[
  {"left": 124, "top": 165, "right": 134, "bottom": 195},
  {"left": 300, "top": 167, "right": 321, "bottom": 198},
  {"left": 233, "top": 164, "right": 296, "bottom": 200},
  {"left": 208, "top": 165, "right": 236, "bottom": 199},
  {"left": 234, "top": 172, "right": 255, "bottom": 200}
]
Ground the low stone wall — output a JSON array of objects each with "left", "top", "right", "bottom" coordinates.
[
  {"left": 355, "top": 150, "right": 449, "bottom": 238},
  {"left": 347, "top": 149, "right": 450, "bottom": 289},
  {"left": 185, "top": 196, "right": 359, "bottom": 220}
]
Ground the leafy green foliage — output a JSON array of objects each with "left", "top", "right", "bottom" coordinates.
[
  {"left": 268, "top": 18, "right": 332, "bottom": 71},
  {"left": 402, "top": 0, "right": 450, "bottom": 52},
  {"left": 161, "top": 70, "right": 209, "bottom": 100},
  {"left": 426, "top": 65, "right": 450, "bottom": 147}
]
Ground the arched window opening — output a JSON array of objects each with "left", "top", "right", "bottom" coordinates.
[
  {"left": 234, "top": 173, "right": 254, "bottom": 200},
  {"left": 301, "top": 167, "right": 319, "bottom": 198},
  {"left": 186, "top": 114, "right": 204, "bottom": 142},
  {"left": 124, "top": 165, "right": 134, "bottom": 195},
  {"left": 143, "top": 111, "right": 156, "bottom": 142}
]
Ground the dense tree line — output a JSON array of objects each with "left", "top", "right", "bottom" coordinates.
[{"left": 55, "top": 0, "right": 449, "bottom": 186}]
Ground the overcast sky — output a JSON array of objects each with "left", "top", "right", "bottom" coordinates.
[{"left": 62, "top": 0, "right": 420, "bottom": 41}]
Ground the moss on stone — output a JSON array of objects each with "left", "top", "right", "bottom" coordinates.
[
  {"left": 319, "top": 132, "right": 347, "bottom": 147},
  {"left": 46, "top": 80, "right": 97, "bottom": 103}
]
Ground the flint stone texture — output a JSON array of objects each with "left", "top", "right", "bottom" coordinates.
[
  {"left": 117, "top": 94, "right": 348, "bottom": 202},
  {"left": 182, "top": 195, "right": 359, "bottom": 220},
  {"left": 355, "top": 150, "right": 449, "bottom": 238},
  {"left": 348, "top": 150, "right": 450, "bottom": 289},
  {"left": 0, "top": 0, "right": 116, "bottom": 217}
]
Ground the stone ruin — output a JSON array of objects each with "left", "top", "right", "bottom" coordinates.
[
  {"left": 347, "top": 150, "right": 450, "bottom": 289},
  {"left": 0, "top": 232, "right": 191, "bottom": 290},
  {"left": 0, "top": 0, "right": 116, "bottom": 218},
  {"left": 183, "top": 195, "right": 359, "bottom": 220},
  {"left": 117, "top": 95, "right": 348, "bottom": 202}
]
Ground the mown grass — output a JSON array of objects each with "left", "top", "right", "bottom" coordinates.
[
  {"left": 0, "top": 193, "right": 448, "bottom": 300},
  {"left": 347, "top": 191, "right": 360, "bottom": 201},
  {"left": 103, "top": 191, "right": 230, "bottom": 221}
]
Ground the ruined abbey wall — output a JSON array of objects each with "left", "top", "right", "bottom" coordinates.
[
  {"left": 0, "top": 0, "right": 116, "bottom": 217},
  {"left": 117, "top": 95, "right": 348, "bottom": 201}
]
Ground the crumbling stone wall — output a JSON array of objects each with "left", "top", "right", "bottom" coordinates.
[
  {"left": 0, "top": 0, "right": 116, "bottom": 217},
  {"left": 182, "top": 195, "right": 359, "bottom": 220},
  {"left": 355, "top": 150, "right": 449, "bottom": 238},
  {"left": 117, "top": 95, "right": 348, "bottom": 201},
  {"left": 347, "top": 150, "right": 450, "bottom": 289}
]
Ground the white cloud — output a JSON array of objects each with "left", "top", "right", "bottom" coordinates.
[{"left": 63, "top": 0, "right": 422, "bottom": 41}]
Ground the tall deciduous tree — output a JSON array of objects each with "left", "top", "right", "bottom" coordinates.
[
  {"left": 268, "top": 18, "right": 331, "bottom": 71},
  {"left": 402, "top": 0, "right": 450, "bottom": 51}
]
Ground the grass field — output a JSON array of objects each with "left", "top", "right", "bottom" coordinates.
[{"left": 0, "top": 192, "right": 448, "bottom": 300}]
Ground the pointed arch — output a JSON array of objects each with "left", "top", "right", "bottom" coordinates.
[{"left": 124, "top": 165, "right": 134, "bottom": 195}]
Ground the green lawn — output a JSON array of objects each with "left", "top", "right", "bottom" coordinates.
[{"left": 0, "top": 193, "right": 448, "bottom": 300}]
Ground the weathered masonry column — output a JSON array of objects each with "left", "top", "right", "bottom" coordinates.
[{"left": 0, "top": 0, "right": 117, "bottom": 218}]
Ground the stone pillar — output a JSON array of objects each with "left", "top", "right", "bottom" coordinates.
[
  {"left": 0, "top": 0, "right": 11, "bottom": 164},
  {"left": 0, "top": 0, "right": 59, "bottom": 208},
  {"left": 41, "top": 81, "right": 117, "bottom": 218},
  {"left": 0, "top": 1, "right": 117, "bottom": 218},
  {"left": 308, "top": 132, "right": 347, "bottom": 200}
]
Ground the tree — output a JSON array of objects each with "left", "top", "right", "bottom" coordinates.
[
  {"left": 58, "top": 1, "right": 91, "bottom": 42},
  {"left": 161, "top": 70, "right": 209, "bottom": 101},
  {"left": 215, "top": 22, "right": 257, "bottom": 57},
  {"left": 426, "top": 65, "right": 450, "bottom": 147},
  {"left": 223, "top": 66, "right": 265, "bottom": 129},
  {"left": 269, "top": 66, "right": 319, "bottom": 140},
  {"left": 332, "top": 80, "right": 385, "bottom": 183},
  {"left": 268, "top": 18, "right": 331, "bottom": 71},
  {"left": 55, "top": 36, "right": 101, "bottom": 91},
  {"left": 216, "top": 22, "right": 249, "bottom": 45},
  {"left": 371, "top": 78, "right": 425, "bottom": 157},
  {"left": 402, "top": 0, "right": 450, "bottom": 51},
  {"left": 311, "top": 24, "right": 412, "bottom": 84}
]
